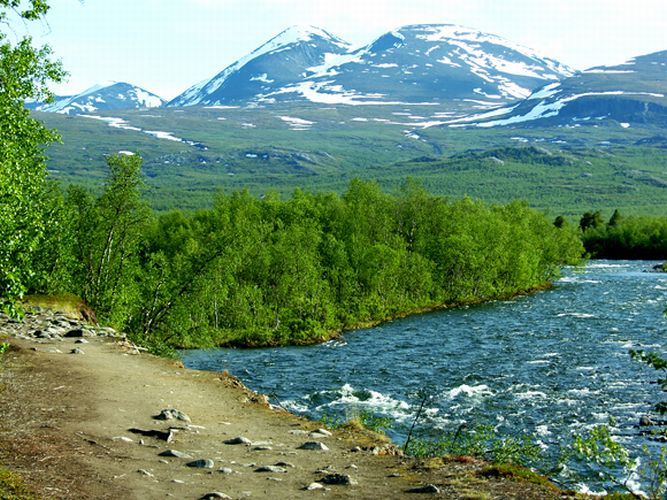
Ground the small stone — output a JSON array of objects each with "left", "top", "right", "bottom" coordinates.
[
  {"left": 158, "top": 459, "right": 169, "bottom": 464},
  {"left": 218, "top": 467, "right": 234, "bottom": 475},
  {"left": 253, "top": 445, "right": 273, "bottom": 451},
  {"left": 640, "top": 415, "right": 655, "bottom": 427},
  {"left": 159, "top": 449, "right": 192, "bottom": 459},
  {"left": 288, "top": 429, "right": 309, "bottom": 436},
  {"left": 298, "top": 441, "right": 329, "bottom": 451},
  {"left": 266, "top": 477, "right": 283, "bottom": 482},
  {"left": 388, "top": 472, "right": 401, "bottom": 478},
  {"left": 154, "top": 408, "right": 191, "bottom": 422},
  {"left": 199, "top": 493, "right": 232, "bottom": 500},
  {"left": 305, "top": 482, "right": 324, "bottom": 491},
  {"left": 186, "top": 459, "right": 214, "bottom": 469},
  {"left": 172, "top": 479, "right": 185, "bottom": 484},
  {"left": 347, "top": 464, "right": 358, "bottom": 470},
  {"left": 251, "top": 440, "right": 272, "bottom": 447},
  {"left": 224, "top": 436, "right": 252, "bottom": 445},
  {"left": 311, "top": 428, "right": 332, "bottom": 437},
  {"left": 255, "top": 465, "right": 287, "bottom": 474},
  {"left": 75, "top": 338, "right": 89, "bottom": 344},
  {"left": 64, "top": 328, "right": 84, "bottom": 338},
  {"left": 137, "top": 469, "right": 154, "bottom": 477},
  {"left": 274, "top": 461, "right": 295, "bottom": 468},
  {"left": 112, "top": 436, "right": 134, "bottom": 443},
  {"left": 320, "top": 473, "right": 357, "bottom": 486},
  {"left": 407, "top": 484, "right": 440, "bottom": 494},
  {"left": 351, "top": 446, "right": 362, "bottom": 452},
  {"left": 70, "top": 348, "right": 85, "bottom": 355}
]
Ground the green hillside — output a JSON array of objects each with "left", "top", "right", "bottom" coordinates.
[{"left": 37, "top": 105, "right": 667, "bottom": 215}]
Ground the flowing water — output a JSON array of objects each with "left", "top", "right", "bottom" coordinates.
[{"left": 182, "top": 261, "right": 667, "bottom": 491}]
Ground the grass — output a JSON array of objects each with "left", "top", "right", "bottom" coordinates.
[{"left": 0, "top": 469, "right": 39, "bottom": 500}]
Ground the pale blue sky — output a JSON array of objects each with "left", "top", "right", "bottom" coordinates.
[{"left": 20, "top": 0, "right": 667, "bottom": 99}]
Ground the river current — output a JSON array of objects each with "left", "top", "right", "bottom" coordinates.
[{"left": 182, "top": 261, "right": 667, "bottom": 490}]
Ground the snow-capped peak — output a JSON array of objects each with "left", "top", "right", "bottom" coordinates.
[{"left": 271, "top": 25, "right": 351, "bottom": 49}]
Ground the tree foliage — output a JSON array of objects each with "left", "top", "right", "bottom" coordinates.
[
  {"left": 44, "top": 169, "right": 583, "bottom": 348},
  {"left": 580, "top": 209, "right": 667, "bottom": 259},
  {"left": 0, "top": 0, "right": 64, "bottom": 313}
]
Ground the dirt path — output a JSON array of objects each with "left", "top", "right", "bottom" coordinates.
[{"left": 0, "top": 312, "right": 570, "bottom": 499}]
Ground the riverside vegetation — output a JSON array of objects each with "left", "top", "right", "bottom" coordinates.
[{"left": 30, "top": 154, "right": 585, "bottom": 350}]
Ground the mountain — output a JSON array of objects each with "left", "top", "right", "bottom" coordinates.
[
  {"left": 169, "top": 24, "right": 574, "bottom": 111},
  {"left": 31, "top": 82, "right": 165, "bottom": 115},
  {"left": 457, "top": 50, "right": 667, "bottom": 127},
  {"left": 168, "top": 25, "right": 351, "bottom": 107}
]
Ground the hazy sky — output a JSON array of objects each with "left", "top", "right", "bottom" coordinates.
[{"left": 18, "top": 0, "right": 667, "bottom": 99}]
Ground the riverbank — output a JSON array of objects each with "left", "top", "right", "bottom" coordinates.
[{"left": 0, "top": 309, "right": 573, "bottom": 499}]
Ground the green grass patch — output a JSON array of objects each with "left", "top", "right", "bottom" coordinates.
[{"left": 0, "top": 468, "right": 39, "bottom": 500}]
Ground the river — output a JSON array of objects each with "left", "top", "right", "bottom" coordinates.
[{"left": 182, "top": 260, "right": 667, "bottom": 492}]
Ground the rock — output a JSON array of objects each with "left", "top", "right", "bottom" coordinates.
[
  {"left": 274, "top": 461, "right": 295, "bottom": 468},
  {"left": 186, "top": 459, "right": 215, "bottom": 469},
  {"left": 199, "top": 493, "right": 232, "bottom": 500},
  {"left": 320, "top": 473, "right": 357, "bottom": 486},
  {"left": 304, "top": 482, "right": 324, "bottom": 491},
  {"left": 128, "top": 428, "right": 174, "bottom": 442},
  {"left": 137, "top": 469, "right": 154, "bottom": 477},
  {"left": 172, "top": 479, "right": 185, "bottom": 484},
  {"left": 70, "top": 348, "right": 85, "bottom": 355},
  {"left": 112, "top": 436, "right": 134, "bottom": 443},
  {"left": 159, "top": 449, "right": 192, "bottom": 459},
  {"left": 75, "top": 338, "right": 89, "bottom": 344},
  {"left": 154, "top": 408, "right": 191, "bottom": 422},
  {"left": 224, "top": 436, "right": 252, "bottom": 445},
  {"left": 351, "top": 446, "right": 362, "bottom": 452},
  {"left": 255, "top": 465, "right": 287, "bottom": 474},
  {"left": 407, "top": 484, "right": 440, "bottom": 494},
  {"left": 310, "top": 428, "right": 332, "bottom": 437},
  {"left": 297, "top": 441, "right": 329, "bottom": 451},
  {"left": 288, "top": 429, "right": 309, "bottom": 436},
  {"left": 64, "top": 328, "right": 84, "bottom": 338},
  {"left": 218, "top": 467, "right": 234, "bottom": 475},
  {"left": 266, "top": 477, "right": 283, "bottom": 482},
  {"left": 640, "top": 415, "right": 655, "bottom": 426},
  {"left": 253, "top": 445, "right": 273, "bottom": 451}
]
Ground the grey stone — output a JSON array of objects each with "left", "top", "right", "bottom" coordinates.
[
  {"left": 186, "top": 459, "right": 214, "bottom": 469},
  {"left": 407, "top": 484, "right": 440, "bottom": 494},
  {"left": 255, "top": 465, "right": 287, "bottom": 474},
  {"left": 298, "top": 441, "right": 329, "bottom": 451},
  {"left": 154, "top": 408, "right": 191, "bottom": 422},
  {"left": 112, "top": 436, "right": 134, "bottom": 443},
  {"left": 199, "top": 493, "right": 232, "bottom": 500},
  {"left": 266, "top": 477, "right": 283, "bottom": 482},
  {"left": 70, "top": 348, "right": 85, "bottom": 354},
  {"left": 64, "top": 328, "right": 84, "bottom": 338},
  {"left": 159, "top": 449, "right": 192, "bottom": 459},
  {"left": 310, "top": 428, "right": 332, "bottom": 437},
  {"left": 75, "top": 338, "right": 89, "bottom": 344},
  {"left": 320, "top": 473, "right": 357, "bottom": 486},
  {"left": 224, "top": 436, "right": 252, "bottom": 445},
  {"left": 640, "top": 415, "right": 655, "bottom": 426},
  {"left": 218, "top": 467, "right": 234, "bottom": 475},
  {"left": 305, "top": 482, "right": 324, "bottom": 491},
  {"left": 274, "top": 461, "right": 295, "bottom": 468},
  {"left": 253, "top": 445, "right": 273, "bottom": 451},
  {"left": 137, "top": 469, "right": 154, "bottom": 477}
]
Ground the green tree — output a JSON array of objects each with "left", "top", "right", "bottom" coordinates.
[
  {"left": 0, "top": 0, "right": 65, "bottom": 313},
  {"left": 70, "top": 154, "right": 151, "bottom": 326}
]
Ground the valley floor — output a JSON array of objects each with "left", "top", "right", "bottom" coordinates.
[{"left": 0, "top": 312, "right": 572, "bottom": 499}]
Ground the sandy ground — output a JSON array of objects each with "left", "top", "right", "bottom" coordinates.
[{"left": 0, "top": 319, "right": 570, "bottom": 499}]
